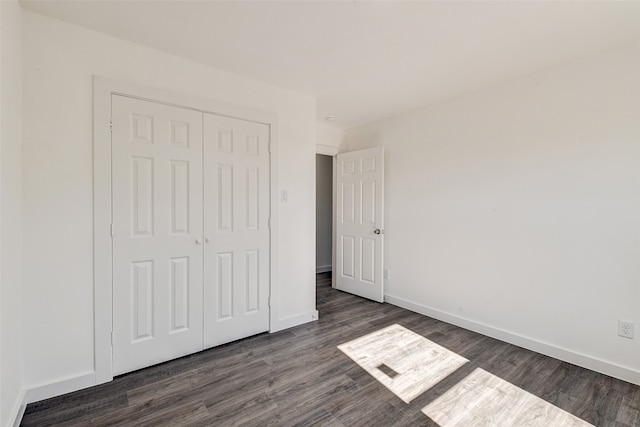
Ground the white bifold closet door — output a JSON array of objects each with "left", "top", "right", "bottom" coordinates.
[
  {"left": 111, "top": 95, "right": 204, "bottom": 375},
  {"left": 203, "top": 114, "right": 270, "bottom": 348},
  {"left": 111, "top": 95, "right": 270, "bottom": 376}
]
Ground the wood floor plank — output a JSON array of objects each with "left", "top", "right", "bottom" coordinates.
[
  {"left": 21, "top": 272, "right": 640, "bottom": 426},
  {"left": 91, "top": 399, "right": 210, "bottom": 427},
  {"left": 616, "top": 393, "right": 640, "bottom": 426}
]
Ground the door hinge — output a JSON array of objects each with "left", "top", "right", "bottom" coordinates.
[
  {"left": 268, "top": 141, "right": 272, "bottom": 153},
  {"left": 109, "top": 119, "right": 113, "bottom": 132},
  {"left": 111, "top": 332, "right": 114, "bottom": 346},
  {"left": 268, "top": 218, "right": 271, "bottom": 230},
  {"left": 110, "top": 223, "right": 114, "bottom": 238},
  {"left": 268, "top": 297, "right": 271, "bottom": 308}
]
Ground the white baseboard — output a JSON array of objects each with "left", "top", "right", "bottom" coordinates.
[
  {"left": 8, "top": 388, "right": 27, "bottom": 427},
  {"left": 25, "top": 371, "right": 96, "bottom": 404},
  {"left": 385, "top": 294, "right": 640, "bottom": 386},
  {"left": 270, "top": 310, "right": 319, "bottom": 333},
  {"left": 316, "top": 265, "right": 332, "bottom": 273}
]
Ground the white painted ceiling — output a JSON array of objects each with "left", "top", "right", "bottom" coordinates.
[{"left": 21, "top": 1, "right": 640, "bottom": 129}]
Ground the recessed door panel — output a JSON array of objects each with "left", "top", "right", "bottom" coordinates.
[
  {"left": 245, "top": 250, "right": 259, "bottom": 313},
  {"left": 217, "top": 252, "right": 234, "bottom": 320},
  {"left": 131, "top": 157, "right": 154, "bottom": 236},
  {"left": 362, "top": 156, "right": 376, "bottom": 173},
  {"left": 361, "top": 180, "right": 376, "bottom": 225},
  {"left": 218, "top": 130, "right": 233, "bottom": 153},
  {"left": 170, "top": 121, "right": 190, "bottom": 148},
  {"left": 342, "top": 236, "right": 355, "bottom": 279},
  {"left": 246, "top": 168, "right": 259, "bottom": 230},
  {"left": 218, "top": 164, "right": 234, "bottom": 232},
  {"left": 132, "top": 261, "right": 154, "bottom": 341},
  {"left": 343, "top": 159, "right": 355, "bottom": 175},
  {"left": 170, "top": 161, "right": 190, "bottom": 235},
  {"left": 361, "top": 237, "right": 376, "bottom": 284},
  {"left": 342, "top": 182, "right": 355, "bottom": 224},
  {"left": 170, "top": 257, "right": 189, "bottom": 332},
  {"left": 131, "top": 114, "right": 153, "bottom": 143}
]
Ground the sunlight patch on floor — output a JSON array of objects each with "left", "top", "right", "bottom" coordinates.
[
  {"left": 337, "top": 324, "right": 468, "bottom": 403},
  {"left": 422, "top": 368, "right": 594, "bottom": 426}
]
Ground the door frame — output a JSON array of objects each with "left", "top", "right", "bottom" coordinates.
[
  {"left": 315, "top": 145, "right": 385, "bottom": 296},
  {"left": 93, "top": 76, "right": 280, "bottom": 384}
]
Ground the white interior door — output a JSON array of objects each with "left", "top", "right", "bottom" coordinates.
[
  {"left": 335, "top": 147, "right": 384, "bottom": 302},
  {"left": 111, "top": 95, "right": 204, "bottom": 375},
  {"left": 203, "top": 113, "right": 270, "bottom": 347}
]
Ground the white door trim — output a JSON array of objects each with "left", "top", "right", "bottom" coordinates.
[
  {"left": 316, "top": 143, "right": 339, "bottom": 156},
  {"left": 93, "top": 76, "right": 280, "bottom": 384}
]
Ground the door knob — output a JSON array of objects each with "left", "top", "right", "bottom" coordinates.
[
  {"left": 374, "top": 229, "right": 382, "bottom": 235},
  {"left": 205, "top": 237, "right": 210, "bottom": 243},
  {"left": 195, "top": 239, "right": 201, "bottom": 245}
]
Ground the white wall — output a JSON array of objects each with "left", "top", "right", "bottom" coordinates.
[
  {"left": 316, "top": 154, "right": 333, "bottom": 272},
  {"left": 316, "top": 123, "right": 344, "bottom": 155},
  {"left": 346, "top": 42, "right": 640, "bottom": 384},
  {"left": 1, "top": 1, "right": 24, "bottom": 425},
  {"left": 21, "top": 10, "right": 316, "bottom": 398}
]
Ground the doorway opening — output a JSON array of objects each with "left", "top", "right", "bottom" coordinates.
[
  {"left": 316, "top": 154, "right": 333, "bottom": 276},
  {"left": 315, "top": 147, "right": 385, "bottom": 302}
]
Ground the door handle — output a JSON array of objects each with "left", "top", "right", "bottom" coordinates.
[{"left": 374, "top": 228, "right": 382, "bottom": 235}]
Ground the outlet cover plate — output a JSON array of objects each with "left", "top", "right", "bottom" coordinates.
[{"left": 618, "top": 320, "right": 634, "bottom": 339}]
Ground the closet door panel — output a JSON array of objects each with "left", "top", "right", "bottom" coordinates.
[
  {"left": 203, "top": 114, "right": 270, "bottom": 347},
  {"left": 112, "top": 95, "right": 204, "bottom": 375}
]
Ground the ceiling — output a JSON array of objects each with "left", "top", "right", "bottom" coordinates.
[{"left": 20, "top": 1, "right": 640, "bottom": 129}]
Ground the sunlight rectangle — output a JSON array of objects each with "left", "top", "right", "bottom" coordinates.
[
  {"left": 338, "top": 324, "right": 468, "bottom": 403},
  {"left": 422, "top": 368, "right": 594, "bottom": 426}
]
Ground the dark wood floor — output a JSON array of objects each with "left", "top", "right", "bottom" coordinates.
[{"left": 22, "top": 273, "right": 640, "bottom": 426}]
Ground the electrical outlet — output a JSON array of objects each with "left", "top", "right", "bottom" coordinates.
[{"left": 618, "top": 320, "right": 634, "bottom": 339}]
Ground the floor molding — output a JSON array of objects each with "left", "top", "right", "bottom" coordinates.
[
  {"left": 9, "top": 388, "right": 27, "bottom": 427},
  {"left": 316, "top": 265, "right": 332, "bottom": 274},
  {"left": 271, "top": 310, "right": 319, "bottom": 333},
  {"left": 25, "top": 371, "right": 96, "bottom": 404},
  {"left": 385, "top": 293, "right": 640, "bottom": 386}
]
